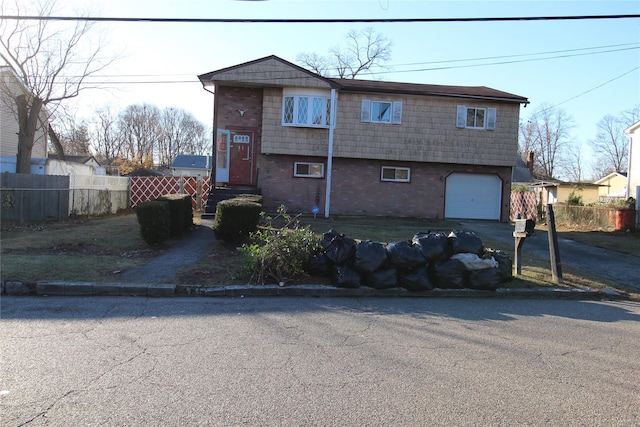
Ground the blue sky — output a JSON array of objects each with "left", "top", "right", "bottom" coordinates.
[{"left": 55, "top": 0, "right": 639, "bottom": 175}]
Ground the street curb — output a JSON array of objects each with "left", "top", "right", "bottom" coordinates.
[{"left": 0, "top": 280, "right": 630, "bottom": 300}]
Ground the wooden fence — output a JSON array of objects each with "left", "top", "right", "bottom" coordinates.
[
  {"left": 1, "top": 173, "right": 70, "bottom": 224},
  {"left": 69, "top": 175, "right": 129, "bottom": 216},
  {"left": 1, "top": 173, "right": 131, "bottom": 224}
]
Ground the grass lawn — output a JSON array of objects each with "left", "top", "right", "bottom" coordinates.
[{"left": 1, "top": 212, "right": 635, "bottom": 294}]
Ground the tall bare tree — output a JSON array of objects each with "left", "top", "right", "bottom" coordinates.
[
  {"left": 297, "top": 27, "right": 392, "bottom": 79},
  {"left": 119, "top": 104, "right": 160, "bottom": 170},
  {"left": 90, "top": 105, "right": 123, "bottom": 166},
  {"left": 520, "top": 104, "right": 574, "bottom": 179},
  {"left": 157, "top": 107, "right": 206, "bottom": 167},
  {"left": 563, "top": 144, "right": 585, "bottom": 182},
  {"left": 589, "top": 104, "right": 640, "bottom": 178},
  {"left": 0, "top": 0, "right": 112, "bottom": 173}
]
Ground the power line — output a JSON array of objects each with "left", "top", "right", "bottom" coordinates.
[
  {"left": 548, "top": 66, "right": 640, "bottom": 110},
  {"left": 1, "top": 14, "right": 639, "bottom": 24},
  {"left": 25, "top": 42, "right": 635, "bottom": 84},
  {"left": 392, "top": 42, "right": 640, "bottom": 68}
]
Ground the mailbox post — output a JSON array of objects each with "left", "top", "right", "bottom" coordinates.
[{"left": 513, "top": 219, "right": 535, "bottom": 275}]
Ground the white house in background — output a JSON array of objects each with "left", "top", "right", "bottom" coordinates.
[
  {"left": 47, "top": 154, "right": 105, "bottom": 176},
  {"left": 170, "top": 155, "right": 212, "bottom": 178},
  {"left": 0, "top": 67, "right": 49, "bottom": 174},
  {"left": 625, "top": 120, "right": 640, "bottom": 199}
]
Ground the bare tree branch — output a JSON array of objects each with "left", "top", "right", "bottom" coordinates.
[
  {"left": 0, "top": 0, "right": 116, "bottom": 172},
  {"left": 297, "top": 27, "right": 392, "bottom": 79}
]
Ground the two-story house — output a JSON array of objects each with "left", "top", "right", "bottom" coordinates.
[{"left": 198, "top": 55, "right": 528, "bottom": 221}]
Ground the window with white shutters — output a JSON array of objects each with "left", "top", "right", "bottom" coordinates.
[
  {"left": 361, "top": 99, "right": 402, "bottom": 124},
  {"left": 456, "top": 105, "right": 497, "bottom": 130}
]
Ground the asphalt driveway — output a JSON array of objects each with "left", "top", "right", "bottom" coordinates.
[{"left": 458, "top": 220, "right": 639, "bottom": 290}]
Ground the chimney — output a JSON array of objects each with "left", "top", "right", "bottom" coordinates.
[{"left": 526, "top": 151, "right": 534, "bottom": 177}]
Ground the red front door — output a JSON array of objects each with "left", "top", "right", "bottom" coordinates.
[{"left": 229, "top": 130, "right": 254, "bottom": 185}]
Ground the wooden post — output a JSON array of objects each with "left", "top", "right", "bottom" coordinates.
[
  {"left": 547, "top": 204, "right": 563, "bottom": 284},
  {"left": 513, "top": 232, "right": 527, "bottom": 276}
]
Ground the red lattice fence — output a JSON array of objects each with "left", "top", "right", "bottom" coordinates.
[
  {"left": 130, "top": 176, "right": 211, "bottom": 209},
  {"left": 510, "top": 191, "right": 538, "bottom": 221}
]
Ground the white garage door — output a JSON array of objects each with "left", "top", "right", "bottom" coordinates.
[{"left": 445, "top": 173, "right": 502, "bottom": 220}]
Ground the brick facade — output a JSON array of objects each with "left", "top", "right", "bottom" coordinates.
[{"left": 258, "top": 155, "right": 512, "bottom": 221}]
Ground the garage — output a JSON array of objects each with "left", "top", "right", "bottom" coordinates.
[{"left": 445, "top": 173, "right": 502, "bottom": 220}]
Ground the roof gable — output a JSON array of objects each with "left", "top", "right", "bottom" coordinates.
[
  {"left": 625, "top": 120, "right": 640, "bottom": 134},
  {"left": 198, "top": 55, "right": 333, "bottom": 89},
  {"left": 594, "top": 171, "right": 627, "bottom": 184}
]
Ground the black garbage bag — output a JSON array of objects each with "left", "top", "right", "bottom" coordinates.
[
  {"left": 412, "top": 232, "right": 450, "bottom": 262},
  {"left": 362, "top": 266, "right": 398, "bottom": 289},
  {"left": 483, "top": 249, "right": 512, "bottom": 282},
  {"left": 322, "top": 229, "right": 357, "bottom": 265},
  {"left": 398, "top": 266, "right": 434, "bottom": 291},
  {"left": 332, "top": 263, "right": 361, "bottom": 288},
  {"left": 430, "top": 259, "right": 469, "bottom": 289},
  {"left": 305, "top": 252, "right": 333, "bottom": 277},
  {"left": 354, "top": 240, "right": 389, "bottom": 274},
  {"left": 468, "top": 267, "right": 501, "bottom": 291},
  {"left": 448, "top": 231, "right": 484, "bottom": 256},
  {"left": 386, "top": 240, "right": 426, "bottom": 270}
]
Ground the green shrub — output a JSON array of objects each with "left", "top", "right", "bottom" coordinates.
[
  {"left": 157, "top": 194, "right": 193, "bottom": 237},
  {"left": 239, "top": 205, "right": 321, "bottom": 284},
  {"left": 233, "top": 193, "right": 264, "bottom": 204},
  {"left": 567, "top": 191, "right": 584, "bottom": 206},
  {"left": 135, "top": 201, "right": 171, "bottom": 245},
  {"left": 213, "top": 198, "right": 262, "bottom": 243}
]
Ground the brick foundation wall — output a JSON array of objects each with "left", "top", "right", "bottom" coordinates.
[{"left": 257, "top": 155, "right": 512, "bottom": 221}]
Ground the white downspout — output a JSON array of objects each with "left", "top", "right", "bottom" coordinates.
[{"left": 325, "top": 89, "right": 337, "bottom": 218}]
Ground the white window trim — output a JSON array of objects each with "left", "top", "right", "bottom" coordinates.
[
  {"left": 381, "top": 166, "right": 411, "bottom": 182},
  {"left": 456, "top": 105, "right": 496, "bottom": 130},
  {"left": 362, "top": 99, "right": 402, "bottom": 124},
  {"left": 294, "top": 162, "right": 325, "bottom": 178},
  {"left": 283, "top": 89, "right": 332, "bottom": 129}
]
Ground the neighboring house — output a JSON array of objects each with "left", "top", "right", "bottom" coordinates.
[
  {"left": 198, "top": 55, "right": 529, "bottom": 221},
  {"left": 171, "top": 155, "right": 212, "bottom": 178},
  {"left": 512, "top": 155, "right": 533, "bottom": 184},
  {"left": 0, "top": 66, "right": 49, "bottom": 174},
  {"left": 47, "top": 154, "right": 105, "bottom": 176},
  {"left": 594, "top": 171, "right": 628, "bottom": 199},
  {"left": 625, "top": 120, "right": 640, "bottom": 199},
  {"left": 531, "top": 180, "right": 601, "bottom": 206}
]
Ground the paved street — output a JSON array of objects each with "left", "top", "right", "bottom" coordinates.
[
  {"left": 459, "top": 220, "right": 640, "bottom": 289},
  {"left": 1, "top": 296, "right": 639, "bottom": 426}
]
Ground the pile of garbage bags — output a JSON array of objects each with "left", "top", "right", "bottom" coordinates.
[{"left": 305, "top": 229, "right": 513, "bottom": 291}]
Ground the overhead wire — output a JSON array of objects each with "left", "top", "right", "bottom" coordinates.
[{"left": 1, "top": 14, "right": 639, "bottom": 23}]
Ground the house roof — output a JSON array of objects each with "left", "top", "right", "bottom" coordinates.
[
  {"left": 594, "top": 171, "right": 627, "bottom": 184},
  {"left": 531, "top": 180, "right": 601, "bottom": 188},
  {"left": 512, "top": 156, "right": 533, "bottom": 183},
  {"left": 624, "top": 120, "right": 640, "bottom": 134},
  {"left": 329, "top": 78, "right": 528, "bottom": 103},
  {"left": 171, "top": 155, "right": 212, "bottom": 169},
  {"left": 124, "top": 168, "right": 168, "bottom": 177},
  {"left": 199, "top": 55, "right": 529, "bottom": 104},
  {"left": 47, "top": 154, "right": 100, "bottom": 165}
]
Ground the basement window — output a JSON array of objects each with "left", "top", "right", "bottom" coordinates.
[
  {"left": 294, "top": 162, "right": 325, "bottom": 178},
  {"left": 381, "top": 166, "right": 410, "bottom": 182}
]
